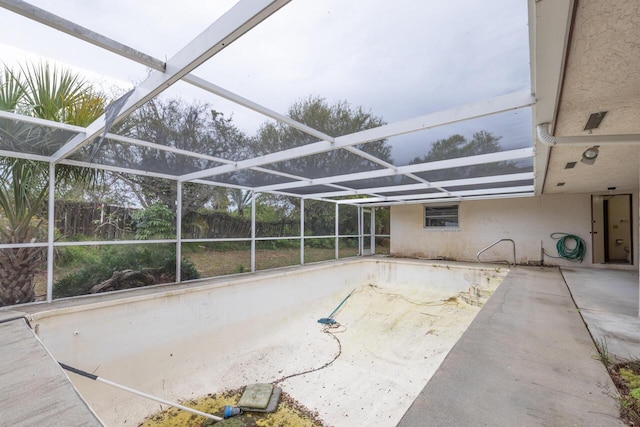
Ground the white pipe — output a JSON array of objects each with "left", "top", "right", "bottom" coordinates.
[
  {"left": 536, "top": 123, "right": 556, "bottom": 146},
  {"left": 537, "top": 122, "right": 640, "bottom": 146},
  {"left": 60, "top": 363, "right": 222, "bottom": 421},
  {"left": 96, "top": 377, "right": 222, "bottom": 421}
]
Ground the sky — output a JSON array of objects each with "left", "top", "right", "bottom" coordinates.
[{"left": 0, "top": 0, "right": 531, "bottom": 165}]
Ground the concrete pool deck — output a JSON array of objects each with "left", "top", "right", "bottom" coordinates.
[
  {"left": 0, "top": 312, "right": 102, "bottom": 427},
  {"left": 398, "top": 266, "right": 626, "bottom": 426},
  {"left": 561, "top": 267, "right": 640, "bottom": 362}
]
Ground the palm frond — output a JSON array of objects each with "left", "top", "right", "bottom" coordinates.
[{"left": 0, "top": 67, "right": 24, "bottom": 112}]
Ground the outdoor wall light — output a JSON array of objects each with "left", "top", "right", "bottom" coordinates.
[{"left": 581, "top": 146, "right": 599, "bottom": 165}]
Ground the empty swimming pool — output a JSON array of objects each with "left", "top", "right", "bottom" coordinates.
[{"left": 24, "top": 258, "right": 507, "bottom": 426}]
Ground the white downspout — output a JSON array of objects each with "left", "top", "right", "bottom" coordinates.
[{"left": 536, "top": 123, "right": 556, "bottom": 146}]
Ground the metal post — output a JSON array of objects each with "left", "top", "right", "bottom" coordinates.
[
  {"left": 335, "top": 203, "right": 339, "bottom": 260},
  {"left": 46, "top": 163, "right": 55, "bottom": 302},
  {"left": 251, "top": 191, "right": 256, "bottom": 272},
  {"left": 300, "top": 198, "right": 305, "bottom": 265},
  {"left": 175, "top": 181, "right": 182, "bottom": 283},
  {"left": 357, "top": 206, "right": 362, "bottom": 256},
  {"left": 371, "top": 207, "right": 376, "bottom": 256}
]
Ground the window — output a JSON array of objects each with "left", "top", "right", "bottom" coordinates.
[{"left": 424, "top": 205, "right": 459, "bottom": 229}]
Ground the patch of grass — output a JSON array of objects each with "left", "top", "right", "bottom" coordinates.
[
  {"left": 611, "top": 361, "right": 640, "bottom": 425},
  {"left": 593, "top": 336, "right": 611, "bottom": 367}
]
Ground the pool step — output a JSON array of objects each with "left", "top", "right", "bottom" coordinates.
[{"left": 459, "top": 284, "right": 492, "bottom": 307}]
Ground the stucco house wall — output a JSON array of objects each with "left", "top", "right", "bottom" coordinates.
[{"left": 390, "top": 193, "right": 638, "bottom": 268}]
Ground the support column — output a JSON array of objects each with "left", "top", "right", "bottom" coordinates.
[
  {"left": 335, "top": 203, "right": 339, "bottom": 260},
  {"left": 176, "top": 181, "right": 182, "bottom": 283},
  {"left": 371, "top": 207, "right": 376, "bottom": 255},
  {"left": 300, "top": 199, "right": 305, "bottom": 265},
  {"left": 251, "top": 191, "right": 256, "bottom": 272},
  {"left": 358, "top": 206, "right": 362, "bottom": 256},
  {"left": 46, "top": 163, "right": 55, "bottom": 302}
]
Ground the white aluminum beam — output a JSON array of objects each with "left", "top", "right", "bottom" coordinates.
[
  {"left": 0, "top": 109, "right": 85, "bottom": 133},
  {"left": 0, "top": 0, "right": 165, "bottom": 70},
  {"left": 360, "top": 191, "right": 535, "bottom": 207},
  {"left": 59, "top": 159, "right": 180, "bottom": 181},
  {"left": 104, "top": 133, "right": 235, "bottom": 165},
  {"left": 180, "top": 90, "right": 535, "bottom": 182},
  {"left": 0, "top": 149, "right": 50, "bottom": 162},
  {"left": 348, "top": 185, "right": 534, "bottom": 204},
  {"left": 255, "top": 147, "right": 534, "bottom": 192},
  {"left": 0, "top": 2, "right": 339, "bottom": 148},
  {"left": 50, "top": 0, "right": 291, "bottom": 163},
  {"left": 306, "top": 172, "right": 535, "bottom": 199},
  {"left": 46, "top": 163, "right": 54, "bottom": 302},
  {"left": 183, "top": 74, "right": 335, "bottom": 143}
]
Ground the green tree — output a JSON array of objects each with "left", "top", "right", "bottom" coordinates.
[
  {"left": 411, "top": 131, "right": 528, "bottom": 182},
  {"left": 107, "top": 98, "right": 244, "bottom": 211},
  {"left": 0, "top": 63, "right": 105, "bottom": 306},
  {"left": 131, "top": 202, "right": 176, "bottom": 239},
  {"left": 228, "top": 188, "right": 252, "bottom": 216},
  {"left": 247, "top": 96, "right": 390, "bottom": 236},
  {"left": 253, "top": 96, "right": 391, "bottom": 178}
]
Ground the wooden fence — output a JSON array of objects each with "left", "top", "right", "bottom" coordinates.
[{"left": 54, "top": 202, "right": 302, "bottom": 240}]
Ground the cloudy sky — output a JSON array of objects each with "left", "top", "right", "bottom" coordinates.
[{"left": 0, "top": 0, "right": 531, "bottom": 165}]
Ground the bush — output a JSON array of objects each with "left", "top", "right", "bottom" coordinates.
[
  {"left": 55, "top": 245, "right": 100, "bottom": 268},
  {"left": 131, "top": 203, "right": 176, "bottom": 239},
  {"left": 53, "top": 245, "right": 199, "bottom": 298}
]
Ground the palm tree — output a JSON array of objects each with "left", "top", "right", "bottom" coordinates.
[
  {"left": 0, "top": 63, "right": 105, "bottom": 306},
  {"left": 228, "top": 188, "right": 252, "bottom": 216}
]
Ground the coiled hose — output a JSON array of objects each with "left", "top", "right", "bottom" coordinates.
[{"left": 546, "top": 232, "right": 587, "bottom": 262}]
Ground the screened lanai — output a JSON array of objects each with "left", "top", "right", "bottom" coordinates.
[{"left": 0, "top": 0, "right": 534, "bottom": 305}]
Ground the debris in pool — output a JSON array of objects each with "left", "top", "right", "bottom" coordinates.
[
  {"left": 235, "top": 383, "right": 281, "bottom": 414},
  {"left": 138, "top": 388, "right": 323, "bottom": 427}
]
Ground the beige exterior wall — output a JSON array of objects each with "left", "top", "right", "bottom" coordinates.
[{"left": 390, "top": 193, "right": 638, "bottom": 268}]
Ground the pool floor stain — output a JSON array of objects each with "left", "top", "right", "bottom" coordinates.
[{"left": 138, "top": 388, "right": 324, "bottom": 427}]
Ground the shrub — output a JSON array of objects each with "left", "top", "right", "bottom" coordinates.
[
  {"left": 53, "top": 245, "right": 199, "bottom": 298},
  {"left": 131, "top": 203, "right": 176, "bottom": 239},
  {"left": 55, "top": 245, "right": 100, "bottom": 268}
]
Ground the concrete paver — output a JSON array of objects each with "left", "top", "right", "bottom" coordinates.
[
  {"left": 398, "top": 267, "right": 623, "bottom": 426},
  {"left": 562, "top": 267, "right": 640, "bottom": 361},
  {"left": 0, "top": 317, "right": 103, "bottom": 427}
]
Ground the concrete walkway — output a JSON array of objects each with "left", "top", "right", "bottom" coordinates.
[
  {"left": 562, "top": 267, "right": 640, "bottom": 361},
  {"left": 0, "top": 312, "right": 102, "bottom": 427},
  {"left": 398, "top": 267, "right": 624, "bottom": 426}
]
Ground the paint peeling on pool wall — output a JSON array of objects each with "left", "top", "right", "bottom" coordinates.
[{"left": 28, "top": 258, "right": 509, "bottom": 426}]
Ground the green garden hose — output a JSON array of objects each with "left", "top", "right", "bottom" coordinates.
[{"left": 545, "top": 232, "right": 587, "bottom": 262}]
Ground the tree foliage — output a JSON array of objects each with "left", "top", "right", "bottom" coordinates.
[
  {"left": 107, "top": 98, "right": 245, "bottom": 211},
  {"left": 411, "top": 131, "right": 526, "bottom": 182},
  {"left": 254, "top": 96, "right": 391, "bottom": 178},
  {"left": 131, "top": 202, "right": 176, "bottom": 239}
]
